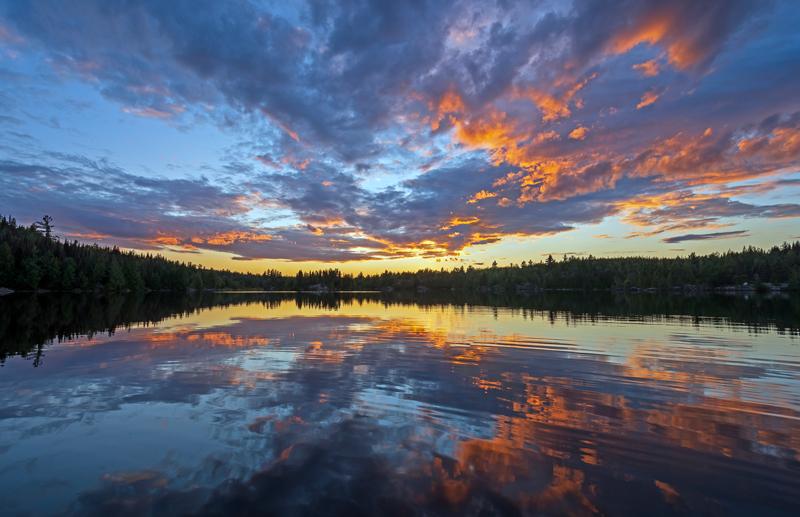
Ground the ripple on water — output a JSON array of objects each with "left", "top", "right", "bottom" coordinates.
[{"left": 0, "top": 294, "right": 798, "bottom": 515}]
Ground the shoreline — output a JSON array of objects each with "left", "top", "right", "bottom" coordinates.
[{"left": 1, "top": 286, "right": 796, "bottom": 296}]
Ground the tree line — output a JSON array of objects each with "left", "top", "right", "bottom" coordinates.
[
  {"left": 0, "top": 215, "right": 286, "bottom": 291},
  {"left": 2, "top": 215, "right": 800, "bottom": 292}
]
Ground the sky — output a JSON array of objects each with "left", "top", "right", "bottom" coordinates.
[{"left": 0, "top": 0, "right": 799, "bottom": 275}]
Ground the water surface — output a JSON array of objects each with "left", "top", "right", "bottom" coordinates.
[{"left": 1, "top": 293, "right": 799, "bottom": 515}]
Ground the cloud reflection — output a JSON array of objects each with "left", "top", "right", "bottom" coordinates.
[{"left": 0, "top": 296, "right": 798, "bottom": 514}]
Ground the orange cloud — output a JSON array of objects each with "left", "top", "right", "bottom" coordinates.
[
  {"left": 533, "top": 130, "right": 560, "bottom": 143},
  {"left": 450, "top": 109, "right": 537, "bottom": 170},
  {"left": 612, "top": 187, "right": 798, "bottom": 239},
  {"left": 524, "top": 91, "right": 571, "bottom": 122},
  {"left": 453, "top": 110, "right": 513, "bottom": 149},
  {"left": 633, "top": 59, "right": 660, "bottom": 77},
  {"left": 606, "top": 4, "right": 727, "bottom": 69},
  {"left": 440, "top": 216, "right": 481, "bottom": 230},
  {"left": 630, "top": 130, "right": 729, "bottom": 182},
  {"left": 430, "top": 88, "right": 467, "bottom": 130},
  {"left": 627, "top": 127, "right": 794, "bottom": 186},
  {"left": 281, "top": 154, "right": 310, "bottom": 170},
  {"left": 202, "top": 231, "right": 273, "bottom": 246},
  {"left": 303, "top": 216, "right": 347, "bottom": 227},
  {"left": 425, "top": 81, "right": 602, "bottom": 207},
  {"left": 609, "top": 12, "right": 672, "bottom": 56},
  {"left": 467, "top": 189, "right": 498, "bottom": 204},
  {"left": 150, "top": 234, "right": 181, "bottom": 246},
  {"left": 518, "top": 74, "right": 596, "bottom": 122},
  {"left": 568, "top": 126, "right": 589, "bottom": 140},
  {"left": 65, "top": 231, "right": 112, "bottom": 240},
  {"left": 636, "top": 89, "right": 660, "bottom": 109},
  {"left": 737, "top": 127, "right": 800, "bottom": 162},
  {"left": 531, "top": 161, "right": 620, "bottom": 202}
]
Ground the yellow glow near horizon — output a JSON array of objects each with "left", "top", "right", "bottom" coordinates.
[{"left": 134, "top": 215, "right": 800, "bottom": 276}]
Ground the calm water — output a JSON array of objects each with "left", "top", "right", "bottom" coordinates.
[{"left": 0, "top": 293, "right": 799, "bottom": 516}]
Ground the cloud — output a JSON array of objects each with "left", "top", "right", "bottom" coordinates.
[
  {"left": 1, "top": 0, "right": 457, "bottom": 162},
  {"left": 0, "top": 0, "right": 798, "bottom": 262},
  {"left": 619, "top": 186, "right": 800, "bottom": 240},
  {"left": 633, "top": 59, "right": 660, "bottom": 77},
  {"left": 0, "top": 152, "right": 618, "bottom": 261},
  {"left": 0, "top": 155, "right": 384, "bottom": 261},
  {"left": 599, "top": 0, "right": 762, "bottom": 69},
  {"left": 662, "top": 230, "right": 749, "bottom": 243},
  {"left": 534, "top": 161, "right": 621, "bottom": 202},
  {"left": 568, "top": 126, "right": 589, "bottom": 140},
  {"left": 636, "top": 89, "right": 661, "bottom": 109}
]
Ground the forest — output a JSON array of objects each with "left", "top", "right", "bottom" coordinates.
[{"left": 2, "top": 215, "right": 800, "bottom": 293}]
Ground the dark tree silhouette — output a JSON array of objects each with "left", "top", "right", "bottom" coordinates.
[
  {"left": 34, "top": 215, "right": 54, "bottom": 240},
  {"left": 1, "top": 214, "right": 799, "bottom": 293}
]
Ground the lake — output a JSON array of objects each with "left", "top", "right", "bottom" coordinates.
[{"left": 0, "top": 292, "right": 798, "bottom": 516}]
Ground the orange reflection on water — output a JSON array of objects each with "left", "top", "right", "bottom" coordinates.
[
  {"left": 143, "top": 330, "right": 271, "bottom": 348},
  {"left": 3, "top": 296, "right": 799, "bottom": 514}
]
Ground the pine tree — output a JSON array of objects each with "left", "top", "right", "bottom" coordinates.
[
  {"left": 106, "top": 259, "right": 126, "bottom": 292},
  {"left": 62, "top": 257, "right": 77, "bottom": 290},
  {"left": 0, "top": 242, "right": 13, "bottom": 287},
  {"left": 21, "top": 257, "right": 41, "bottom": 289}
]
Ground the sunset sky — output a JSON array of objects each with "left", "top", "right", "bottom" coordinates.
[{"left": 1, "top": 0, "right": 799, "bottom": 274}]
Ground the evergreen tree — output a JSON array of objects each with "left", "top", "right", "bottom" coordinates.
[
  {"left": 61, "top": 257, "right": 77, "bottom": 290},
  {"left": 106, "top": 259, "right": 126, "bottom": 292},
  {"left": 0, "top": 242, "right": 12, "bottom": 286},
  {"left": 21, "top": 257, "right": 41, "bottom": 289}
]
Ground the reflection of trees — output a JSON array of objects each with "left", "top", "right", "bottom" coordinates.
[
  {"left": 393, "top": 291, "right": 800, "bottom": 334},
  {"left": 0, "top": 292, "right": 290, "bottom": 365},
  {"left": 2, "top": 291, "right": 798, "bottom": 367},
  {"left": 5, "top": 294, "right": 798, "bottom": 515}
]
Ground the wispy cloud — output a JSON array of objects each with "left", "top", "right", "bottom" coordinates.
[
  {"left": 662, "top": 230, "right": 749, "bottom": 244},
  {"left": 636, "top": 89, "right": 661, "bottom": 109}
]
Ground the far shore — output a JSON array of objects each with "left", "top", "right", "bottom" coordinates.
[{"left": 1, "top": 285, "right": 795, "bottom": 297}]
